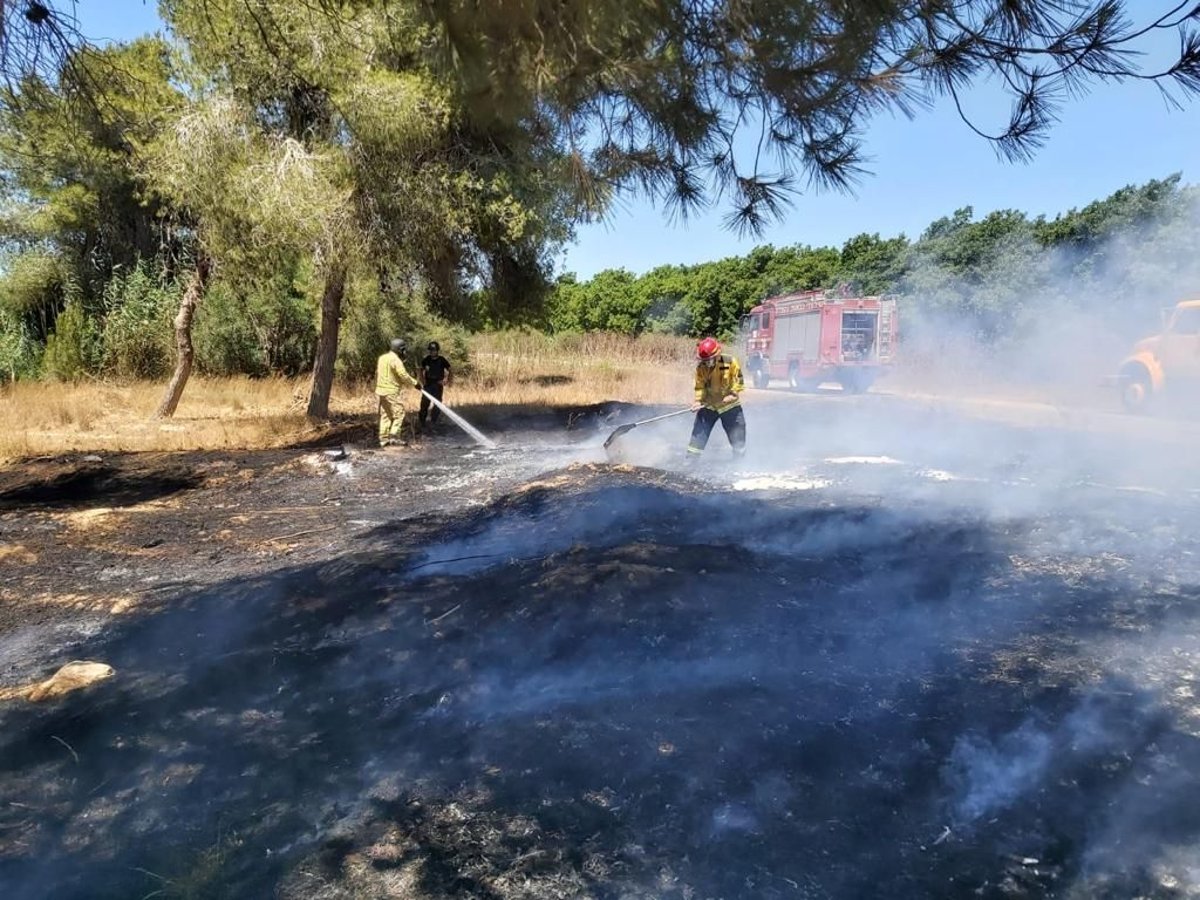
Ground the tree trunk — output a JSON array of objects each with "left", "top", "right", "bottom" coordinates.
[
  {"left": 154, "top": 256, "right": 211, "bottom": 419},
  {"left": 306, "top": 265, "right": 347, "bottom": 420}
]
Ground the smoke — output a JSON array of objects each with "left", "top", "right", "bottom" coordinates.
[
  {"left": 894, "top": 185, "right": 1200, "bottom": 405},
  {"left": 567, "top": 191, "right": 1200, "bottom": 894},
  {"left": 945, "top": 692, "right": 1154, "bottom": 826},
  {"left": 408, "top": 480, "right": 698, "bottom": 576},
  {"left": 412, "top": 199, "right": 1200, "bottom": 893},
  {"left": 948, "top": 721, "right": 1055, "bottom": 823}
]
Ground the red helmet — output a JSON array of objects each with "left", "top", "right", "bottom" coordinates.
[{"left": 696, "top": 337, "right": 721, "bottom": 360}]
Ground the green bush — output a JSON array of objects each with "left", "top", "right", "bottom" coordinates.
[
  {"left": 0, "top": 307, "right": 44, "bottom": 382},
  {"left": 0, "top": 249, "right": 77, "bottom": 342},
  {"left": 645, "top": 299, "right": 693, "bottom": 336},
  {"left": 194, "top": 282, "right": 265, "bottom": 376},
  {"left": 255, "top": 284, "right": 318, "bottom": 376},
  {"left": 337, "top": 274, "right": 470, "bottom": 381},
  {"left": 43, "top": 300, "right": 102, "bottom": 381},
  {"left": 101, "top": 263, "right": 178, "bottom": 379},
  {"left": 195, "top": 268, "right": 317, "bottom": 377}
]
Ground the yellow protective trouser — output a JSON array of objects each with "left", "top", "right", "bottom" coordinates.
[{"left": 378, "top": 394, "right": 406, "bottom": 442}]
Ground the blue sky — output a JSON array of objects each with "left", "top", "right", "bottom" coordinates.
[{"left": 76, "top": 0, "right": 1197, "bottom": 279}]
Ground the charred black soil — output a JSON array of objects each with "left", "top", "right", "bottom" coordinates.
[{"left": 3, "top": 396, "right": 1200, "bottom": 899}]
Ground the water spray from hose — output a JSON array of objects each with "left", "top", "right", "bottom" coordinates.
[{"left": 421, "top": 389, "right": 497, "bottom": 449}]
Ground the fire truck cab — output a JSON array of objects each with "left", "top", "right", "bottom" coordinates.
[
  {"left": 1117, "top": 298, "right": 1200, "bottom": 413},
  {"left": 740, "top": 289, "right": 898, "bottom": 393}
]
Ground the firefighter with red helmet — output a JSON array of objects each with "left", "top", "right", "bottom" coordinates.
[{"left": 688, "top": 337, "right": 746, "bottom": 460}]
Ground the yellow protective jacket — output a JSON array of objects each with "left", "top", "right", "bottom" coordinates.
[
  {"left": 695, "top": 354, "right": 744, "bottom": 412},
  {"left": 375, "top": 351, "right": 418, "bottom": 396}
]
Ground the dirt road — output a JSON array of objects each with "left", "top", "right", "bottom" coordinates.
[{"left": 3, "top": 391, "right": 1200, "bottom": 898}]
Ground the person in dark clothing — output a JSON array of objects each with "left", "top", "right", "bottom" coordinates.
[{"left": 418, "top": 341, "right": 453, "bottom": 429}]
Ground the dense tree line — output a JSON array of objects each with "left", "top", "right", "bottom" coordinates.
[
  {"left": 547, "top": 175, "right": 1200, "bottom": 345},
  {"left": 0, "top": 2, "right": 1197, "bottom": 410}
]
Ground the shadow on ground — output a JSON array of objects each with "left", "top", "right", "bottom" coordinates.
[{"left": 0, "top": 462, "right": 204, "bottom": 511}]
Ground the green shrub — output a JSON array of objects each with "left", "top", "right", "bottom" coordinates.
[
  {"left": 254, "top": 283, "right": 317, "bottom": 376},
  {"left": 337, "top": 275, "right": 470, "bottom": 381},
  {"left": 194, "top": 282, "right": 264, "bottom": 376},
  {"left": 645, "top": 299, "right": 693, "bottom": 336},
  {"left": 101, "top": 263, "right": 178, "bottom": 379},
  {"left": 0, "top": 307, "right": 44, "bottom": 382},
  {"left": 0, "top": 249, "right": 77, "bottom": 342},
  {"left": 195, "top": 268, "right": 317, "bottom": 377},
  {"left": 42, "top": 300, "right": 102, "bottom": 381}
]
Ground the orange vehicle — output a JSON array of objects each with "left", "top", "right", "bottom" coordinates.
[
  {"left": 740, "top": 289, "right": 898, "bottom": 393},
  {"left": 1117, "top": 298, "right": 1200, "bottom": 413}
]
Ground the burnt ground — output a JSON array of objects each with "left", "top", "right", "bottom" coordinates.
[{"left": 4, "top": 392, "right": 1200, "bottom": 898}]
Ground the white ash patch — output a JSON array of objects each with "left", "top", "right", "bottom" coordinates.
[
  {"left": 824, "top": 455, "right": 905, "bottom": 465},
  {"left": 301, "top": 452, "right": 355, "bottom": 478},
  {"left": 730, "top": 474, "right": 831, "bottom": 492},
  {"left": 917, "top": 468, "right": 981, "bottom": 483},
  {"left": 1081, "top": 481, "right": 1170, "bottom": 498}
]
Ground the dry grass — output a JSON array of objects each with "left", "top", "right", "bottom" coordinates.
[
  {"left": 442, "top": 331, "right": 693, "bottom": 407},
  {"left": 0, "top": 333, "right": 696, "bottom": 460},
  {"left": 0, "top": 376, "right": 319, "bottom": 460}
]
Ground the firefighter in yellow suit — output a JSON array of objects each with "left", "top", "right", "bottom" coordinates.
[
  {"left": 688, "top": 336, "right": 746, "bottom": 460},
  {"left": 376, "top": 338, "right": 420, "bottom": 447}
]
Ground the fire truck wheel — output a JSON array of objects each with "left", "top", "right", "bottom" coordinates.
[
  {"left": 1120, "top": 369, "right": 1153, "bottom": 414},
  {"left": 839, "top": 372, "right": 872, "bottom": 394},
  {"left": 788, "top": 368, "right": 819, "bottom": 392}
]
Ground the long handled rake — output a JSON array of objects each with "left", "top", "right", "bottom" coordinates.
[{"left": 603, "top": 407, "right": 693, "bottom": 451}]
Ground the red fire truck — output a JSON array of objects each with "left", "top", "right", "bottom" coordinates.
[{"left": 740, "top": 289, "right": 898, "bottom": 392}]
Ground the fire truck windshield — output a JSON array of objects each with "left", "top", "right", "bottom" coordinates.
[{"left": 1171, "top": 308, "right": 1200, "bottom": 334}]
